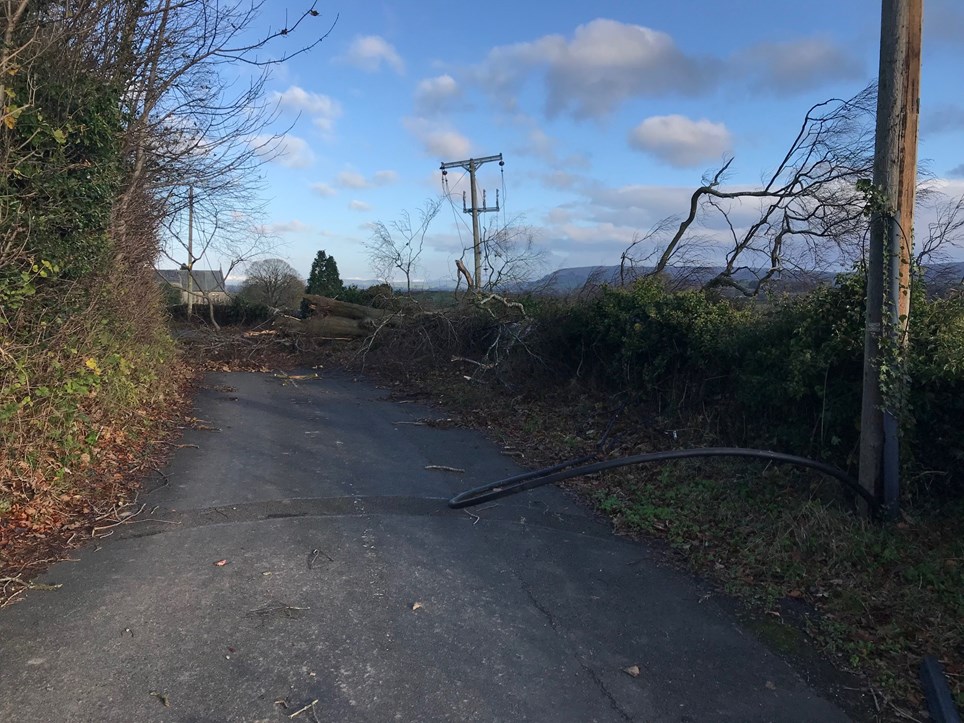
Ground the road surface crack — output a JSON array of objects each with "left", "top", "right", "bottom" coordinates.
[
  {"left": 521, "top": 582, "right": 633, "bottom": 721},
  {"left": 581, "top": 660, "right": 634, "bottom": 721},
  {"left": 522, "top": 583, "right": 559, "bottom": 633}
]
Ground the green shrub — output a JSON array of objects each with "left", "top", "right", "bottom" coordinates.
[
  {"left": 167, "top": 298, "right": 275, "bottom": 326},
  {"left": 553, "top": 277, "right": 747, "bottom": 401},
  {"left": 904, "top": 293, "right": 964, "bottom": 497},
  {"left": 527, "top": 273, "right": 961, "bottom": 497}
]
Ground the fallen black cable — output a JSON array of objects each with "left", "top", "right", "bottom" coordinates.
[{"left": 449, "top": 447, "right": 876, "bottom": 511}]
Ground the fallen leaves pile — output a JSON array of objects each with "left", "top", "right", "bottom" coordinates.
[{"left": 0, "top": 366, "right": 198, "bottom": 607}]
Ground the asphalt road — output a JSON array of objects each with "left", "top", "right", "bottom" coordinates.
[{"left": 0, "top": 371, "right": 859, "bottom": 722}]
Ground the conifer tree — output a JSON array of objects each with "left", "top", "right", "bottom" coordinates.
[{"left": 305, "top": 250, "right": 344, "bottom": 297}]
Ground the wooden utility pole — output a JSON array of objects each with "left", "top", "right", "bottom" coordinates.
[
  {"left": 896, "top": 0, "right": 922, "bottom": 337},
  {"left": 858, "top": 0, "right": 923, "bottom": 517},
  {"left": 186, "top": 185, "right": 195, "bottom": 318},
  {"left": 440, "top": 154, "right": 503, "bottom": 290}
]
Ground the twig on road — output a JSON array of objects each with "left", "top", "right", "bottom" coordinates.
[
  {"left": 463, "top": 503, "right": 499, "bottom": 525},
  {"left": 91, "top": 503, "right": 180, "bottom": 537},
  {"left": 91, "top": 503, "right": 147, "bottom": 536},
  {"left": 890, "top": 703, "right": 923, "bottom": 722},
  {"left": 245, "top": 603, "right": 310, "bottom": 621},
  {"left": 0, "top": 576, "right": 63, "bottom": 607},
  {"left": 425, "top": 465, "right": 465, "bottom": 473},
  {"left": 306, "top": 548, "right": 333, "bottom": 569},
  {"left": 288, "top": 699, "right": 319, "bottom": 719},
  {"left": 152, "top": 440, "right": 200, "bottom": 449}
]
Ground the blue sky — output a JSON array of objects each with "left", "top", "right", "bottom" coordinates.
[{"left": 200, "top": 0, "right": 964, "bottom": 285}]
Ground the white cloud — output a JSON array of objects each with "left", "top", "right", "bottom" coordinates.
[
  {"left": 541, "top": 170, "right": 581, "bottom": 191},
  {"left": 272, "top": 86, "right": 340, "bottom": 117},
  {"left": 311, "top": 183, "right": 337, "bottom": 197},
  {"left": 349, "top": 200, "right": 372, "bottom": 212},
  {"left": 628, "top": 115, "right": 732, "bottom": 168},
  {"left": 469, "top": 22, "right": 867, "bottom": 119},
  {"left": 921, "top": 177, "right": 964, "bottom": 196},
  {"left": 404, "top": 118, "right": 471, "bottom": 158},
  {"left": 518, "top": 126, "right": 557, "bottom": 164},
  {"left": 571, "top": 182, "right": 698, "bottom": 232},
  {"left": 336, "top": 170, "right": 369, "bottom": 189},
  {"left": 373, "top": 170, "right": 398, "bottom": 185},
  {"left": 331, "top": 169, "right": 399, "bottom": 190},
  {"left": 272, "top": 86, "right": 343, "bottom": 133},
  {"left": 734, "top": 38, "right": 863, "bottom": 94},
  {"left": 259, "top": 220, "right": 310, "bottom": 235},
  {"left": 414, "top": 74, "right": 461, "bottom": 114},
  {"left": 476, "top": 19, "right": 712, "bottom": 119},
  {"left": 504, "top": 114, "right": 589, "bottom": 172},
  {"left": 554, "top": 222, "right": 639, "bottom": 249},
  {"left": 344, "top": 35, "right": 404, "bottom": 74},
  {"left": 426, "top": 130, "right": 471, "bottom": 158},
  {"left": 585, "top": 182, "right": 766, "bottom": 233},
  {"left": 249, "top": 134, "right": 315, "bottom": 168}
]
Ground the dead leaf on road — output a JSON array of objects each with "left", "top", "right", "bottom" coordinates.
[
  {"left": 411, "top": 601, "right": 424, "bottom": 611},
  {"left": 149, "top": 691, "right": 171, "bottom": 707},
  {"left": 622, "top": 665, "right": 641, "bottom": 678},
  {"left": 214, "top": 559, "right": 228, "bottom": 567}
]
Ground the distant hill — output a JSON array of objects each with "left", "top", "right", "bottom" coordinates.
[
  {"left": 524, "top": 262, "right": 964, "bottom": 296},
  {"left": 524, "top": 265, "right": 835, "bottom": 294},
  {"left": 924, "top": 261, "right": 964, "bottom": 293}
]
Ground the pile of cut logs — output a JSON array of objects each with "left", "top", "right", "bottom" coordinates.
[{"left": 274, "top": 294, "right": 395, "bottom": 339}]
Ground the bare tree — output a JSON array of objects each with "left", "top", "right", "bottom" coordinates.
[
  {"left": 917, "top": 192, "right": 964, "bottom": 266},
  {"left": 622, "top": 84, "right": 877, "bottom": 295},
  {"left": 366, "top": 198, "right": 443, "bottom": 293},
  {"left": 109, "top": 0, "right": 335, "bottom": 260},
  {"left": 160, "top": 202, "right": 276, "bottom": 327},
  {"left": 474, "top": 218, "right": 547, "bottom": 292},
  {"left": 241, "top": 258, "right": 303, "bottom": 309}
]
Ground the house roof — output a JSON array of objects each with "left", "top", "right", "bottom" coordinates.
[{"left": 155, "top": 269, "right": 226, "bottom": 293}]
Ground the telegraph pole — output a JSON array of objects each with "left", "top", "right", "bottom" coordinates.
[
  {"left": 440, "top": 154, "right": 504, "bottom": 290},
  {"left": 186, "top": 185, "right": 194, "bottom": 318},
  {"left": 858, "top": 0, "right": 922, "bottom": 518},
  {"left": 896, "top": 0, "right": 922, "bottom": 336}
]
